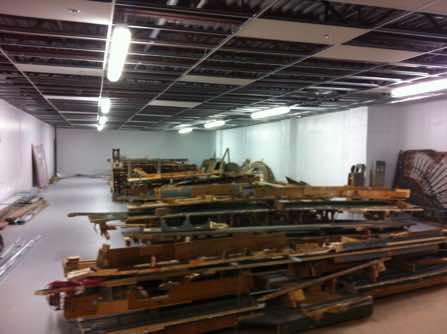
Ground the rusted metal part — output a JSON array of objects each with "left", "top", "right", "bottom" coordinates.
[
  {"left": 257, "top": 258, "right": 389, "bottom": 302},
  {"left": 395, "top": 149, "right": 447, "bottom": 222},
  {"left": 76, "top": 298, "right": 264, "bottom": 334},
  {"left": 63, "top": 272, "right": 254, "bottom": 319},
  {"left": 240, "top": 295, "right": 373, "bottom": 334}
]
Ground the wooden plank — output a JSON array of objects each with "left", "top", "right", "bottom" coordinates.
[
  {"left": 64, "top": 273, "right": 254, "bottom": 319},
  {"left": 258, "top": 258, "right": 388, "bottom": 302}
]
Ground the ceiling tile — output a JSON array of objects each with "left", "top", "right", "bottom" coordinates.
[
  {"left": 148, "top": 100, "right": 201, "bottom": 108},
  {"left": 180, "top": 75, "right": 255, "bottom": 86},
  {"left": 425, "top": 3, "right": 447, "bottom": 15},
  {"left": 315, "top": 45, "right": 421, "bottom": 63},
  {"left": 16, "top": 64, "right": 103, "bottom": 76},
  {"left": 236, "top": 19, "right": 368, "bottom": 45},
  {"left": 0, "top": 0, "right": 112, "bottom": 25}
]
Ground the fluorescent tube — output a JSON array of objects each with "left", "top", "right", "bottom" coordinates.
[
  {"left": 98, "top": 97, "right": 111, "bottom": 114},
  {"left": 204, "top": 120, "right": 226, "bottom": 129},
  {"left": 391, "top": 77, "right": 447, "bottom": 98},
  {"left": 107, "top": 25, "right": 131, "bottom": 82},
  {"left": 250, "top": 106, "right": 290, "bottom": 119},
  {"left": 98, "top": 115, "right": 108, "bottom": 125},
  {"left": 178, "top": 127, "right": 193, "bottom": 134}
]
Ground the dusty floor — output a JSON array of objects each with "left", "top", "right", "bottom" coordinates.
[{"left": 0, "top": 177, "right": 447, "bottom": 334}]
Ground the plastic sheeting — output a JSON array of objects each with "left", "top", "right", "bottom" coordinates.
[
  {"left": 216, "top": 107, "right": 367, "bottom": 185},
  {"left": 0, "top": 99, "right": 55, "bottom": 202}
]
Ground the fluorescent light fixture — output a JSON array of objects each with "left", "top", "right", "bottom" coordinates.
[
  {"left": 391, "top": 77, "right": 447, "bottom": 98},
  {"left": 204, "top": 120, "right": 226, "bottom": 129},
  {"left": 97, "top": 123, "right": 104, "bottom": 131},
  {"left": 250, "top": 106, "right": 290, "bottom": 120},
  {"left": 178, "top": 127, "right": 193, "bottom": 134},
  {"left": 98, "top": 97, "right": 111, "bottom": 114},
  {"left": 98, "top": 115, "right": 108, "bottom": 125},
  {"left": 107, "top": 25, "right": 131, "bottom": 82},
  {"left": 176, "top": 123, "right": 192, "bottom": 129},
  {"left": 390, "top": 93, "right": 443, "bottom": 104}
]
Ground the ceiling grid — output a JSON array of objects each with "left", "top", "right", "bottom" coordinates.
[{"left": 0, "top": 0, "right": 447, "bottom": 130}]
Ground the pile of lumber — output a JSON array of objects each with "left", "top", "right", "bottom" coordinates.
[
  {"left": 37, "top": 223, "right": 447, "bottom": 333},
  {"left": 111, "top": 151, "right": 198, "bottom": 201},
  {"left": 0, "top": 193, "right": 48, "bottom": 228},
  {"left": 38, "top": 184, "right": 447, "bottom": 334},
  {"left": 70, "top": 183, "right": 420, "bottom": 241},
  {"left": 111, "top": 148, "right": 275, "bottom": 202}
]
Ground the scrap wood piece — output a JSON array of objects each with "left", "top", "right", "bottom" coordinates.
[
  {"left": 32, "top": 144, "right": 49, "bottom": 188},
  {"left": 354, "top": 264, "right": 447, "bottom": 298},
  {"left": 5, "top": 198, "right": 48, "bottom": 224},
  {"left": 63, "top": 272, "right": 255, "bottom": 319},
  {"left": 257, "top": 258, "right": 389, "bottom": 302},
  {"left": 128, "top": 169, "right": 220, "bottom": 183}
]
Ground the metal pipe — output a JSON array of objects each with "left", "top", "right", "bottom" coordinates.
[{"left": 0, "top": 235, "right": 41, "bottom": 281}]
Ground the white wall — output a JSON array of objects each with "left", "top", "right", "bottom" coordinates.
[
  {"left": 216, "top": 119, "right": 294, "bottom": 180},
  {"left": 216, "top": 107, "right": 368, "bottom": 185},
  {"left": 0, "top": 99, "right": 55, "bottom": 202},
  {"left": 295, "top": 107, "right": 368, "bottom": 185},
  {"left": 56, "top": 128, "right": 216, "bottom": 176},
  {"left": 367, "top": 98, "right": 447, "bottom": 187}
]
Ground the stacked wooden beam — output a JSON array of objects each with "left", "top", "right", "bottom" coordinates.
[
  {"left": 70, "top": 183, "right": 419, "bottom": 240},
  {"left": 111, "top": 148, "right": 197, "bottom": 201},
  {"left": 37, "top": 226, "right": 447, "bottom": 333},
  {"left": 38, "top": 184, "right": 447, "bottom": 333}
]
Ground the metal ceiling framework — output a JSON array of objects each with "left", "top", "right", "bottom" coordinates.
[{"left": 1, "top": 1, "right": 447, "bottom": 130}]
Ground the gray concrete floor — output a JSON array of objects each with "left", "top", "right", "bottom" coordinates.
[{"left": 0, "top": 177, "right": 446, "bottom": 334}]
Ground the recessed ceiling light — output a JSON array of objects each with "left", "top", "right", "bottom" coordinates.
[
  {"left": 67, "top": 8, "right": 81, "bottom": 15},
  {"left": 178, "top": 127, "right": 193, "bottom": 134},
  {"left": 204, "top": 120, "right": 226, "bottom": 129},
  {"left": 251, "top": 106, "right": 290, "bottom": 120},
  {"left": 98, "top": 98, "right": 111, "bottom": 114}
]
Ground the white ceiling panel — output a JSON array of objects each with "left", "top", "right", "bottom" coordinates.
[
  {"left": 180, "top": 75, "right": 255, "bottom": 86},
  {"left": 236, "top": 19, "right": 368, "bottom": 45},
  {"left": 148, "top": 100, "right": 201, "bottom": 108},
  {"left": 315, "top": 45, "right": 420, "bottom": 63},
  {"left": 16, "top": 64, "right": 103, "bottom": 76},
  {"left": 0, "top": 0, "right": 112, "bottom": 25},
  {"left": 425, "top": 3, "right": 447, "bottom": 15}
]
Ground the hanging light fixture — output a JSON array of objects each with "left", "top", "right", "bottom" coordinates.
[
  {"left": 178, "top": 127, "right": 193, "bottom": 134},
  {"left": 98, "top": 115, "right": 108, "bottom": 125},
  {"left": 391, "top": 77, "right": 447, "bottom": 98},
  {"left": 204, "top": 120, "right": 226, "bottom": 129},
  {"left": 98, "top": 97, "right": 111, "bottom": 114},
  {"left": 107, "top": 25, "right": 131, "bottom": 82},
  {"left": 250, "top": 106, "right": 290, "bottom": 120}
]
